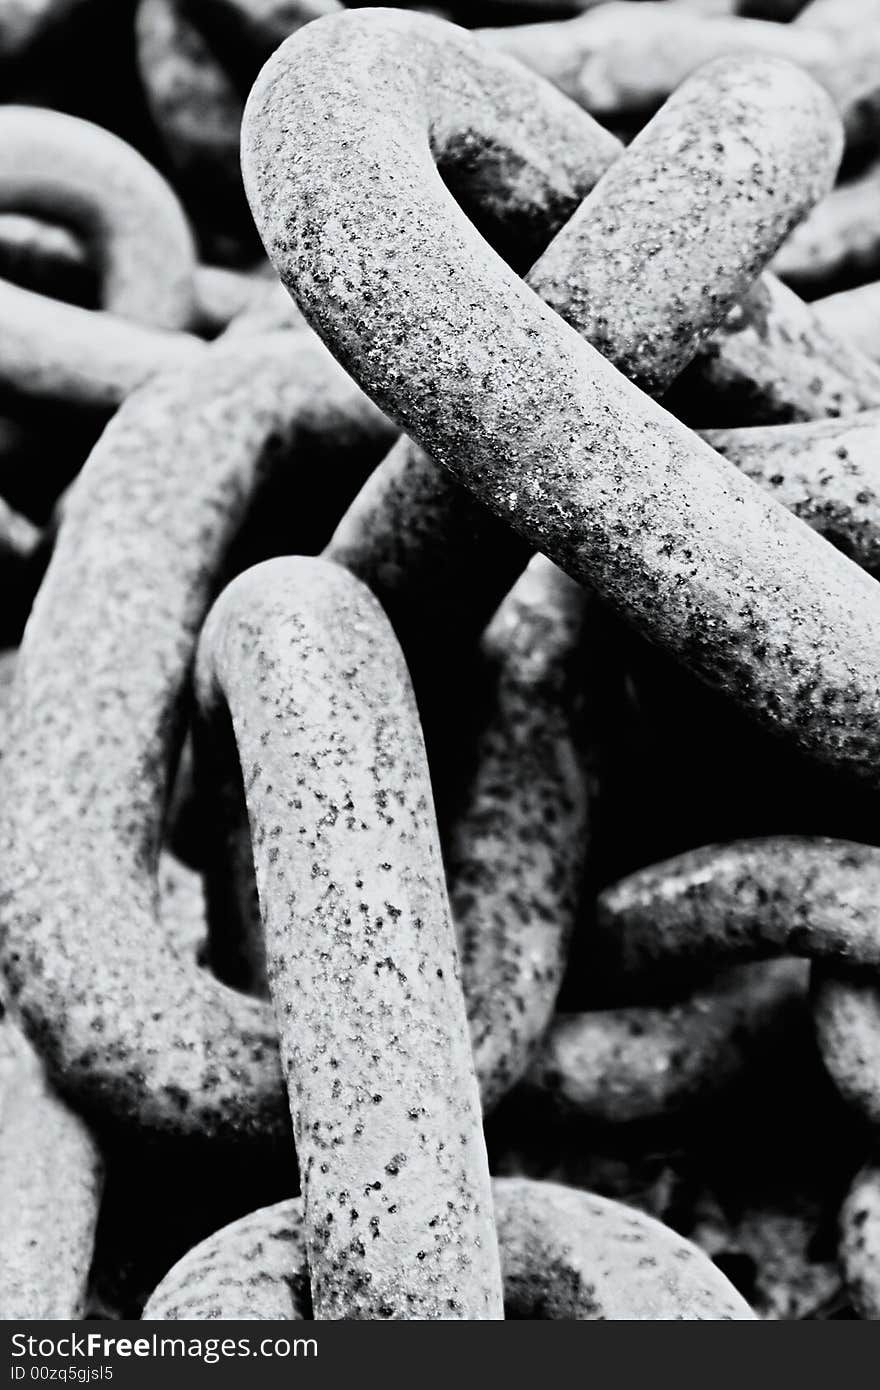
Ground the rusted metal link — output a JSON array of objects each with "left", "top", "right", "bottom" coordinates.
[
  {"left": 3, "top": 0, "right": 878, "bottom": 1325},
  {"left": 586, "top": 836, "right": 880, "bottom": 1139},
  {"left": 142, "top": 1179, "right": 754, "bottom": 1319},
  {"left": 326, "top": 28, "right": 856, "bottom": 730},
  {"left": 595, "top": 838, "right": 880, "bottom": 977},
  {"left": 587, "top": 832, "right": 880, "bottom": 1311},
  {"left": 311, "top": 26, "right": 880, "bottom": 1138},
  {"left": 245, "top": 11, "right": 880, "bottom": 793},
  {"left": 145, "top": 3, "right": 880, "bottom": 422},
  {"left": 198, "top": 548, "right": 595, "bottom": 1114},
  {"left": 671, "top": 272, "right": 880, "bottom": 427},
  {"left": 0, "top": 15, "right": 636, "bottom": 1142},
  {"left": 525, "top": 961, "right": 808, "bottom": 1123},
  {"left": 0, "top": 334, "right": 395, "bottom": 1142},
  {"left": 446, "top": 556, "right": 591, "bottom": 1111},
  {"left": 704, "top": 413, "right": 880, "bottom": 572},
  {"left": 194, "top": 554, "right": 503, "bottom": 1319}
]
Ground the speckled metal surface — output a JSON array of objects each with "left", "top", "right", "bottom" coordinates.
[
  {"left": 529, "top": 54, "right": 840, "bottom": 397},
  {"left": 0, "top": 333, "right": 396, "bottom": 1141},
  {"left": 159, "top": 851, "right": 208, "bottom": 963},
  {"left": 324, "top": 41, "right": 839, "bottom": 1119},
  {"left": 243, "top": 12, "right": 623, "bottom": 316},
  {"left": 449, "top": 557, "right": 590, "bottom": 1112},
  {"left": 176, "top": 560, "right": 588, "bottom": 1120},
  {"left": 75, "top": 545, "right": 798, "bottom": 1137},
  {"left": 244, "top": 10, "right": 880, "bottom": 789},
  {"left": 326, "top": 42, "right": 875, "bottom": 656},
  {"left": 492, "top": 1020, "right": 854, "bottom": 1320},
  {"left": 4, "top": 0, "right": 880, "bottom": 1328},
  {"left": 142, "top": 1178, "right": 755, "bottom": 1319},
  {"left": 493, "top": 1177, "right": 754, "bottom": 1318},
  {"left": 195, "top": 555, "right": 591, "bottom": 1121},
  {"left": 840, "top": 1163, "right": 880, "bottom": 1318},
  {"left": 596, "top": 838, "right": 880, "bottom": 976},
  {"left": 195, "top": 555, "right": 503, "bottom": 1319},
  {"left": 578, "top": 827, "right": 880, "bottom": 1140},
  {"left": 323, "top": 59, "right": 880, "bottom": 661},
  {"left": 142, "top": 1198, "right": 311, "bottom": 1319},
  {"left": 671, "top": 273, "right": 880, "bottom": 426},
  {"left": 0, "top": 1010, "right": 103, "bottom": 1318},
  {"left": 527, "top": 962, "right": 808, "bottom": 1123},
  {"left": 0, "top": 648, "right": 20, "bottom": 734},
  {"left": 704, "top": 411, "right": 880, "bottom": 570},
  {"left": 323, "top": 18, "right": 618, "bottom": 678}
]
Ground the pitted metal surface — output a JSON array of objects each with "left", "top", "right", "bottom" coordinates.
[
  {"left": 143, "top": 1179, "right": 755, "bottom": 1320},
  {"left": 194, "top": 555, "right": 503, "bottom": 1319},
  {"left": 0, "top": 335, "right": 395, "bottom": 1141},
  {"left": 4, "top": 0, "right": 880, "bottom": 1326}
]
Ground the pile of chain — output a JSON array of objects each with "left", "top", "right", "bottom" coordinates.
[{"left": 2, "top": 0, "right": 880, "bottom": 1322}]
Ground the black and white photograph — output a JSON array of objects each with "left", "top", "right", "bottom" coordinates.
[{"left": 1, "top": 0, "right": 880, "bottom": 1349}]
